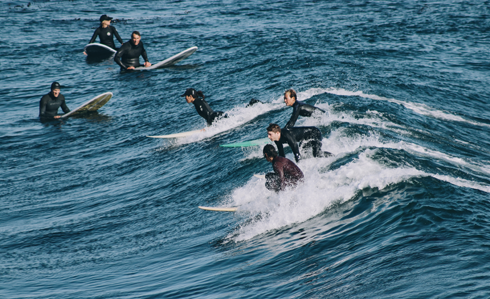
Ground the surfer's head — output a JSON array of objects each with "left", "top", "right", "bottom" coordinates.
[
  {"left": 284, "top": 89, "right": 297, "bottom": 106},
  {"left": 131, "top": 31, "right": 141, "bottom": 45},
  {"left": 100, "top": 14, "right": 113, "bottom": 27},
  {"left": 266, "top": 123, "right": 281, "bottom": 141},
  {"left": 181, "top": 88, "right": 204, "bottom": 103},
  {"left": 51, "top": 82, "right": 61, "bottom": 97},
  {"left": 263, "top": 144, "right": 277, "bottom": 162}
]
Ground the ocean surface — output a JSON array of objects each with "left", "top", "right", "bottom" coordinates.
[{"left": 2, "top": 0, "right": 490, "bottom": 298}]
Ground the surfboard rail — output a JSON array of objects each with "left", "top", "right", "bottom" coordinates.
[
  {"left": 198, "top": 206, "right": 238, "bottom": 212},
  {"left": 135, "top": 46, "right": 198, "bottom": 70},
  {"left": 61, "top": 92, "right": 113, "bottom": 118}
]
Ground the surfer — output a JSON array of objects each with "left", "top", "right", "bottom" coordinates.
[
  {"left": 84, "top": 14, "right": 123, "bottom": 54},
  {"left": 39, "top": 82, "right": 70, "bottom": 119},
  {"left": 263, "top": 144, "right": 304, "bottom": 192},
  {"left": 266, "top": 123, "right": 331, "bottom": 163},
  {"left": 114, "top": 31, "right": 152, "bottom": 70},
  {"left": 182, "top": 88, "right": 226, "bottom": 126},
  {"left": 284, "top": 89, "right": 325, "bottom": 128}
]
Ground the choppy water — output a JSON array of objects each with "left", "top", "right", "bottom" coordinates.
[{"left": 2, "top": 0, "right": 490, "bottom": 298}]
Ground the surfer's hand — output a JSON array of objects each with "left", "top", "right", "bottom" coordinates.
[
  {"left": 200, "top": 128, "right": 206, "bottom": 132},
  {"left": 83, "top": 51, "right": 87, "bottom": 55},
  {"left": 127, "top": 66, "right": 135, "bottom": 70},
  {"left": 54, "top": 115, "right": 61, "bottom": 119},
  {"left": 144, "top": 61, "right": 151, "bottom": 67}
]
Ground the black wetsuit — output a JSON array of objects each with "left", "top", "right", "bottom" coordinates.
[
  {"left": 285, "top": 100, "right": 325, "bottom": 128},
  {"left": 39, "top": 92, "right": 70, "bottom": 119},
  {"left": 274, "top": 127, "right": 324, "bottom": 162},
  {"left": 192, "top": 97, "right": 226, "bottom": 126},
  {"left": 89, "top": 25, "right": 123, "bottom": 50},
  {"left": 114, "top": 40, "right": 149, "bottom": 70},
  {"left": 265, "top": 156, "right": 304, "bottom": 192}
]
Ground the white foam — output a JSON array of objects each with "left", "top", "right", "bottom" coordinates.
[{"left": 323, "top": 87, "right": 490, "bottom": 128}]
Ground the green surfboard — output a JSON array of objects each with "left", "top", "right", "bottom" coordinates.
[{"left": 220, "top": 138, "right": 270, "bottom": 148}]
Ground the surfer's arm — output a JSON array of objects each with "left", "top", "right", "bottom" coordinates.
[
  {"left": 89, "top": 28, "right": 99, "bottom": 44},
  {"left": 114, "top": 47, "right": 128, "bottom": 69},
  {"left": 60, "top": 98, "right": 70, "bottom": 114},
  {"left": 141, "top": 46, "right": 151, "bottom": 66},
  {"left": 273, "top": 162, "right": 286, "bottom": 191},
  {"left": 275, "top": 141, "right": 285, "bottom": 158},
  {"left": 113, "top": 27, "right": 123, "bottom": 45},
  {"left": 285, "top": 107, "right": 300, "bottom": 128},
  {"left": 285, "top": 135, "right": 301, "bottom": 162},
  {"left": 39, "top": 96, "right": 48, "bottom": 117}
]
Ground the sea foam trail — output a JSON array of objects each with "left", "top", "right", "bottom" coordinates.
[{"left": 323, "top": 87, "right": 490, "bottom": 128}]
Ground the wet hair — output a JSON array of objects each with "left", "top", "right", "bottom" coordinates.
[
  {"left": 263, "top": 144, "right": 278, "bottom": 158},
  {"left": 132, "top": 31, "right": 141, "bottom": 37},
  {"left": 196, "top": 90, "right": 205, "bottom": 100},
  {"left": 284, "top": 89, "right": 297, "bottom": 100},
  {"left": 266, "top": 123, "right": 281, "bottom": 133}
]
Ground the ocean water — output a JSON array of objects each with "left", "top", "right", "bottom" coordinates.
[{"left": 2, "top": 0, "right": 490, "bottom": 298}]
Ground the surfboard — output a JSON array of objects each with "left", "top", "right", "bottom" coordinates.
[
  {"left": 147, "top": 129, "right": 203, "bottom": 139},
  {"left": 61, "top": 92, "right": 113, "bottom": 118},
  {"left": 220, "top": 138, "right": 270, "bottom": 148},
  {"left": 253, "top": 174, "right": 265, "bottom": 179},
  {"left": 84, "top": 43, "right": 117, "bottom": 57},
  {"left": 198, "top": 206, "right": 238, "bottom": 212},
  {"left": 135, "top": 46, "right": 198, "bottom": 70}
]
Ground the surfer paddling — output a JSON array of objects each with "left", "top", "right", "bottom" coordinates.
[
  {"left": 284, "top": 89, "right": 325, "bottom": 128},
  {"left": 263, "top": 144, "right": 304, "bottom": 192},
  {"left": 182, "top": 88, "right": 226, "bottom": 126},
  {"left": 39, "top": 82, "right": 70, "bottom": 120},
  {"left": 267, "top": 123, "right": 331, "bottom": 163},
  {"left": 84, "top": 14, "right": 123, "bottom": 55},
  {"left": 114, "top": 31, "right": 151, "bottom": 70}
]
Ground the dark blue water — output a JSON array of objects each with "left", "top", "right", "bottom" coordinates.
[{"left": 2, "top": 0, "right": 490, "bottom": 298}]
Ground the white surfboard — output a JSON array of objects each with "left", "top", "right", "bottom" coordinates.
[
  {"left": 198, "top": 206, "right": 238, "bottom": 212},
  {"left": 253, "top": 174, "right": 266, "bottom": 179},
  {"left": 135, "top": 46, "right": 198, "bottom": 70},
  {"left": 84, "top": 43, "right": 117, "bottom": 56},
  {"left": 61, "top": 92, "right": 113, "bottom": 118},
  {"left": 147, "top": 129, "right": 203, "bottom": 139}
]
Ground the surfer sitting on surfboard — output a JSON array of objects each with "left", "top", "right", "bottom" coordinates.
[
  {"left": 182, "top": 88, "right": 227, "bottom": 126},
  {"left": 267, "top": 123, "right": 331, "bottom": 163},
  {"left": 114, "top": 31, "right": 152, "bottom": 70},
  {"left": 263, "top": 144, "right": 304, "bottom": 192},
  {"left": 39, "top": 82, "right": 70, "bottom": 120},
  {"left": 84, "top": 14, "right": 123, "bottom": 55},
  {"left": 284, "top": 89, "right": 325, "bottom": 129}
]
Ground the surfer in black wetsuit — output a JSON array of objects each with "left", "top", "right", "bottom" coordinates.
[
  {"left": 263, "top": 144, "right": 304, "bottom": 192},
  {"left": 114, "top": 31, "right": 151, "bottom": 70},
  {"left": 84, "top": 14, "right": 123, "bottom": 54},
  {"left": 284, "top": 89, "right": 325, "bottom": 128},
  {"left": 267, "top": 123, "right": 331, "bottom": 163},
  {"left": 39, "top": 82, "right": 70, "bottom": 120},
  {"left": 182, "top": 88, "right": 226, "bottom": 126}
]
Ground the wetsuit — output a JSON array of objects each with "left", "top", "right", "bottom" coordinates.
[
  {"left": 114, "top": 40, "right": 149, "bottom": 70},
  {"left": 265, "top": 156, "right": 304, "bottom": 192},
  {"left": 192, "top": 97, "right": 226, "bottom": 126},
  {"left": 285, "top": 100, "right": 325, "bottom": 128},
  {"left": 89, "top": 25, "right": 123, "bottom": 50},
  {"left": 274, "top": 127, "right": 324, "bottom": 162},
  {"left": 39, "top": 92, "right": 70, "bottom": 119}
]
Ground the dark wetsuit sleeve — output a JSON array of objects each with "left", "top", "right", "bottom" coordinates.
[
  {"left": 275, "top": 141, "right": 285, "bottom": 158},
  {"left": 39, "top": 95, "right": 49, "bottom": 117},
  {"left": 281, "top": 129, "right": 301, "bottom": 162},
  {"left": 285, "top": 103, "right": 301, "bottom": 128},
  {"left": 141, "top": 43, "right": 149, "bottom": 62},
  {"left": 59, "top": 95, "right": 70, "bottom": 114},
  {"left": 114, "top": 43, "right": 129, "bottom": 69},
  {"left": 113, "top": 27, "right": 123, "bottom": 45},
  {"left": 194, "top": 98, "right": 215, "bottom": 125},
  {"left": 89, "top": 28, "right": 100, "bottom": 44},
  {"left": 272, "top": 159, "right": 286, "bottom": 191}
]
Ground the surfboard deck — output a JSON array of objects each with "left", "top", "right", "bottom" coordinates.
[
  {"left": 198, "top": 206, "right": 238, "bottom": 212},
  {"left": 220, "top": 138, "right": 270, "bottom": 148},
  {"left": 135, "top": 46, "right": 198, "bottom": 70},
  {"left": 147, "top": 129, "right": 203, "bottom": 139},
  {"left": 253, "top": 174, "right": 266, "bottom": 179},
  {"left": 84, "top": 43, "right": 117, "bottom": 57},
  {"left": 61, "top": 92, "right": 113, "bottom": 118}
]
